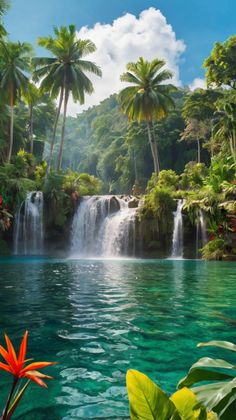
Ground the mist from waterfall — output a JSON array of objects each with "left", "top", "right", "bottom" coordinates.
[
  {"left": 171, "top": 199, "right": 185, "bottom": 258},
  {"left": 13, "top": 191, "right": 44, "bottom": 255},
  {"left": 70, "top": 196, "right": 137, "bottom": 258}
]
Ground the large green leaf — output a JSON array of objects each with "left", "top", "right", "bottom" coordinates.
[
  {"left": 197, "top": 341, "right": 236, "bottom": 352},
  {"left": 193, "top": 378, "right": 236, "bottom": 412},
  {"left": 178, "top": 368, "right": 234, "bottom": 389},
  {"left": 126, "top": 369, "right": 179, "bottom": 420},
  {"left": 171, "top": 387, "right": 208, "bottom": 420},
  {"left": 190, "top": 357, "right": 236, "bottom": 371}
]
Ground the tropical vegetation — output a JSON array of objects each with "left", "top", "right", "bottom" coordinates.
[
  {"left": 0, "top": 4, "right": 235, "bottom": 260},
  {"left": 126, "top": 339, "right": 236, "bottom": 419}
]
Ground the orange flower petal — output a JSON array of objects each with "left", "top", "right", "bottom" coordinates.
[
  {"left": 0, "top": 361, "right": 13, "bottom": 374},
  {"left": 18, "top": 331, "right": 28, "bottom": 366},
  {"left": 5, "top": 334, "right": 17, "bottom": 369},
  {"left": 24, "top": 369, "right": 53, "bottom": 379},
  {"left": 0, "top": 345, "right": 11, "bottom": 365},
  {"left": 22, "top": 361, "right": 56, "bottom": 373},
  {"left": 24, "top": 373, "right": 48, "bottom": 388}
]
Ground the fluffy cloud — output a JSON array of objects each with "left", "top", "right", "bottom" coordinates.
[
  {"left": 67, "top": 8, "right": 186, "bottom": 116},
  {"left": 189, "top": 77, "right": 206, "bottom": 91}
]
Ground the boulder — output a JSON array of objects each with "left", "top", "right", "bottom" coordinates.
[{"left": 128, "top": 197, "right": 139, "bottom": 208}]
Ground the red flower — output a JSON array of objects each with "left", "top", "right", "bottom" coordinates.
[{"left": 0, "top": 331, "right": 56, "bottom": 388}]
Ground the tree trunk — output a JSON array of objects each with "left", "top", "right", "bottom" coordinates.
[
  {"left": 48, "top": 86, "right": 64, "bottom": 172},
  {"left": 230, "top": 131, "right": 236, "bottom": 164},
  {"left": 57, "top": 88, "right": 69, "bottom": 171},
  {"left": 151, "top": 122, "right": 160, "bottom": 174},
  {"left": 146, "top": 121, "right": 160, "bottom": 174},
  {"left": 29, "top": 104, "right": 34, "bottom": 154},
  {"left": 133, "top": 148, "right": 138, "bottom": 184},
  {"left": 197, "top": 139, "right": 201, "bottom": 163},
  {"left": 7, "top": 89, "right": 14, "bottom": 163}
]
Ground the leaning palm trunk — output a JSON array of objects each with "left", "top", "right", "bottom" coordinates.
[
  {"left": 147, "top": 121, "right": 160, "bottom": 174},
  {"left": 197, "top": 139, "right": 201, "bottom": 163},
  {"left": 48, "top": 87, "right": 64, "bottom": 171},
  {"left": 7, "top": 89, "right": 14, "bottom": 162},
  {"left": 57, "top": 88, "right": 69, "bottom": 171}
]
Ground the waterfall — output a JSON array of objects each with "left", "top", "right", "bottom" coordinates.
[
  {"left": 13, "top": 191, "right": 44, "bottom": 255},
  {"left": 70, "top": 196, "right": 137, "bottom": 258},
  {"left": 196, "top": 209, "right": 207, "bottom": 257},
  {"left": 171, "top": 199, "right": 185, "bottom": 258}
]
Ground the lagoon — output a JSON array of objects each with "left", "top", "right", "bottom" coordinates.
[{"left": 0, "top": 258, "right": 235, "bottom": 419}]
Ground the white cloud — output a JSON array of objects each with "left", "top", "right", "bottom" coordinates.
[
  {"left": 189, "top": 77, "right": 206, "bottom": 91},
  {"left": 67, "top": 8, "right": 186, "bottom": 116}
]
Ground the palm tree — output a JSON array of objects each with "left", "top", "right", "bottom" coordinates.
[
  {"left": 0, "top": 41, "right": 32, "bottom": 162},
  {"left": 33, "top": 25, "right": 102, "bottom": 171},
  {"left": 0, "top": 0, "right": 10, "bottom": 38},
  {"left": 119, "top": 57, "right": 176, "bottom": 174}
]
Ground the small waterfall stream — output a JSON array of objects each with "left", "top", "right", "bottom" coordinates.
[
  {"left": 13, "top": 191, "right": 44, "bottom": 255},
  {"left": 171, "top": 199, "right": 185, "bottom": 258},
  {"left": 70, "top": 196, "right": 137, "bottom": 258}
]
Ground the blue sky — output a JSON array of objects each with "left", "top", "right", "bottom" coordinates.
[{"left": 4, "top": 0, "right": 235, "bottom": 114}]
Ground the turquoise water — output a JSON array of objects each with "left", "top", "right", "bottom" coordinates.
[{"left": 0, "top": 258, "right": 235, "bottom": 419}]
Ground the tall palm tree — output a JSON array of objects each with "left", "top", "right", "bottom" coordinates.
[
  {"left": 33, "top": 25, "right": 102, "bottom": 171},
  {"left": 0, "top": 41, "right": 32, "bottom": 162},
  {"left": 119, "top": 57, "right": 176, "bottom": 174}
]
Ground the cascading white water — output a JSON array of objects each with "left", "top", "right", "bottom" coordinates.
[
  {"left": 196, "top": 209, "right": 207, "bottom": 257},
  {"left": 13, "top": 191, "right": 44, "bottom": 255},
  {"left": 171, "top": 199, "right": 185, "bottom": 258},
  {"left": 70, "top": 196, "right": 137, "bottom": 258}
]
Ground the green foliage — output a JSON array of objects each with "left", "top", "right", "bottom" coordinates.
[
  {"left": 0, "top": 207, "right": 12, "bottom": 231},
  {"left": 148, "top": 170, "right": 180, "bottom": 191},
  {"left": 181, "top": 162, "right": 209, "bottom": 189},
  {"left": 201, "top": 238, "right": 226, "bottom": 260},
  {"left": 126, "top": 369, "right": 215, "bottom": 420},
  {"left": 212, "top": 102, "right": 236, "bottom": 162},
  {"left": 204, "top": 36, "right": 236, "bottom": 89},
  {"left": 179, "top": 340, "right": 236, "bottom": 419},
  {"left": 62, "top": 171, "right": 102, "bottom": 196},
  {"left": 126, "top": 370, "right": 179, "bottom": 419},
  {"left": 205, "top": 157, "right": 235, "bottom": 193},
  {"left": 43, "top": 170, "right": 101, "bottom": 228},
  {"left": 0, "top": 152, "right": 38, "bottom": 209},
  {"left": 141, "top": 185, "right": 175, "bottom": 236}
]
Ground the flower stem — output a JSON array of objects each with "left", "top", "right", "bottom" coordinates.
[{"left": 1, "top": 378, "right": 18, "bottom": 420}]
